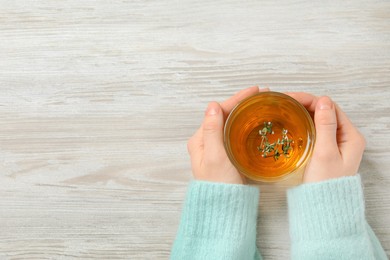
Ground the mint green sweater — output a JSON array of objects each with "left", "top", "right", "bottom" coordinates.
[{"left": 171, "top": 175, "right": 387, "bottom": 260}]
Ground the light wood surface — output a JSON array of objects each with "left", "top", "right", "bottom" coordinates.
[{"left": 1, "top": 1, "right": 389, "bottom": 259}]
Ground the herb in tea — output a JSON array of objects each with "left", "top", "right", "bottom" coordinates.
[{"left": 257, "top": 122, "right": 293, "bottom": 161}]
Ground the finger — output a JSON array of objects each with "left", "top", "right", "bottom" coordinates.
[
  {"left": 285, "top": 92, "right": 319, "bottom": 113},
  {"left": 288, "top": 92, "right": 357, "bottom": 143},
  {"left": 202, "top": 102, "right": 225, "bottom": 161},
  {"left": 313, "top": 96, "right": 338, "bottom": 154},
  {"left": 220, "top": 86, "right": 259, "bottom": 119},
  {"left": 285, "top": 92, "right": 318, "bottom": 120}
]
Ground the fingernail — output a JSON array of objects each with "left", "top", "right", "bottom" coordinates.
[{"left": 206, "top": 103, "right": 219, "bottom": 116}]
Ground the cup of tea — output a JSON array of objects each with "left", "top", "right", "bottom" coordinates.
[{"left": 223, "top": 91, "right": 316, "bottom": 182}]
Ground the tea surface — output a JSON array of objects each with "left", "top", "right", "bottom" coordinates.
[{"left": 227, "top": 96, "right": 314, "bottom": 180}]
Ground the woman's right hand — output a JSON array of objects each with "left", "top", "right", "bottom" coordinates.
[{"left": 286, "top": 93, "right": 366, "bottom": 183}]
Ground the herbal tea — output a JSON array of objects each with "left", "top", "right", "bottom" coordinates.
[{"left": 224, "top": 92, "right": 315, "bottom": 182}]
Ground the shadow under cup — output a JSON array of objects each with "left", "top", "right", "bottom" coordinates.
[{"left": 224, "top": 92, "right": 316, "bottom": 182}]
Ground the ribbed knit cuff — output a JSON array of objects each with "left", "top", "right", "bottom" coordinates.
[
  {"left": 287, "top": 175, "right": 365, "bottom": 242},
  {"left": 178, "top": 181, "right": 259, "bottom": 240}
]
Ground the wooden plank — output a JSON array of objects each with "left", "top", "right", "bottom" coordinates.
[{"left": 0, "top": 0, "right": 389, "bottom": 258}]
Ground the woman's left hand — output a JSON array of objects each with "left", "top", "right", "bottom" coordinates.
[{"left": 187, "top": 86, "right": 269, "bottom": 184}]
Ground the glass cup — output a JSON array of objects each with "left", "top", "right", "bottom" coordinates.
[{"left": 224, "top": 91, "right": 316, "bottom": 182}]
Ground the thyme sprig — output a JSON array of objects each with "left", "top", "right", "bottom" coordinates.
[{"left": 257, "top": 122, "right": 293, "bottom": 161}]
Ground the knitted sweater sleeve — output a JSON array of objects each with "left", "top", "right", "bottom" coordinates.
[
  {"left": 287, "top": 175, "right": 387, "bottom": 260},
  {"left": 170, "top": 181, "right": 262, "bottom": 260}
]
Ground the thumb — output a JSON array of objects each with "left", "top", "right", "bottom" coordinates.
[
  {"left": 314, "top": 96, "right": 338, "bottom": 153},
  {"left": 202, "top": 102, "right": 225, "bottom": 160}
]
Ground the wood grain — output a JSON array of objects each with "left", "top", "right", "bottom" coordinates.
[{"left": 0, "top": 0, "right": 389, "bottom": 259}]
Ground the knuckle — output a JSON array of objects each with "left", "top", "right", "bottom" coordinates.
[
  {"left": 316, "top": 113, "right": 337, "bottom": 126},
  {"left": 203, "top": 120, "right": 219, "bottom": 132},
  {"left": 313, "top": 149, "right": 338, "bottom": 162}
]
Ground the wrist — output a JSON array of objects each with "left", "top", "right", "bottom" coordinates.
[
  {"left": 178, "top": 180, "right": 259, "bottom": 239},
  {"left": 288, "top": 175, "right": 365, "bottom": 241}
]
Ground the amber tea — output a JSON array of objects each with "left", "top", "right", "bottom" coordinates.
[{"left": 224, "top": 92, "right": 315, "bottom": 182}]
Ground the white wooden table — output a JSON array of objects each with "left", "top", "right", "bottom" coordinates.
[{"left": 1, "top": 1, "right": 389, "bottom": 259}]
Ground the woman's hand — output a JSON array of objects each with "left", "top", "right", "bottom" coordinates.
[
  {"left": 287, "top": 93, "right": 366, "bottom": 183},
  {"left": 187, "top": 86, "right": 268, "bottom": 184}
]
